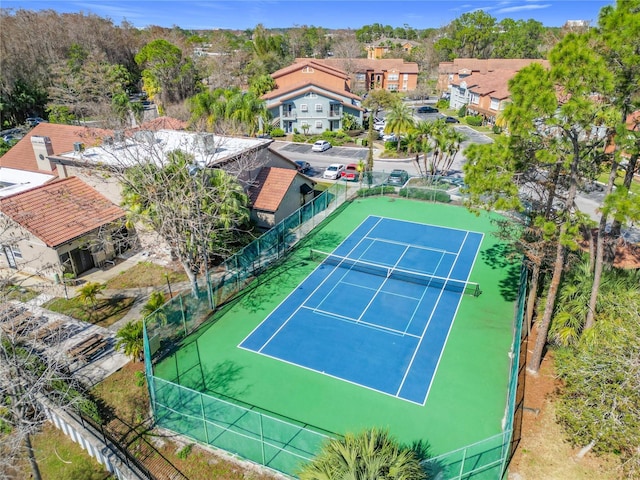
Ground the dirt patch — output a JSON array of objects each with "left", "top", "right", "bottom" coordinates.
[{"left": 508, "top": 333, "right": 621, "bottom": 479}]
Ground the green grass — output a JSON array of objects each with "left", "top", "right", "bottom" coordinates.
[
  {"left": 43, "top": 296, "right": 135, "bottom": 327},
  {"left": 1, "top": 284, "right": 39, "bottom": 303},
  {"left": 31, "top": 424, "right": 112, "bottom": 480},
  {"left": 596, "top": 169, "right": 640, "bottom": 195},
  {"left": 104, "top": 261, "right": 187, "bottom": 290}
]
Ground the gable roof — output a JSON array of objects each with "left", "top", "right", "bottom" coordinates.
[
  {"left": 248, "top": 167, "right": 299, "bottom": 212},
  {"left": 0, "top": 176, "right": 125, "bottom": 247},
  {"left": 0, "top": 123, "right": 111, "bottom": 174},
  {"left": 262, "top": 82, "right": 363, "bottom": 108},
  {"left": 273, "top": 59, "right": 349, "bottom": 81}
]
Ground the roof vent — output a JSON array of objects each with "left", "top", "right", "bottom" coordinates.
[{"left": 73, "top": 142, "right": 85, "bottom": 152}]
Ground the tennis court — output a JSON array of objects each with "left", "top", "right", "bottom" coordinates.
[
  {"left": 151, "top": 197, "right": 522, "bottom": 477},
  {"left": 240, "top": 216, "right": 483, "bottom": 405}
]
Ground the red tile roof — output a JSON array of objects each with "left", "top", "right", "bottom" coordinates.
[
  {"left": 0, "top": 123, "right": 111, "bottom": 174},
  {"left": 0, "top": 176, "right": 125, "bottom": 247},
  {"left": 248, "top": 167, "right": 299, "bottom": 212},
  {"left": 274, "top": 59, "right": 349, "bottom": 80},
  {"left": 262, "top": 82, "right": 363, "bottom": 108}
]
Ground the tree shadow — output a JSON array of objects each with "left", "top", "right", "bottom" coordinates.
[{"left": 481, "top": 243, "right": 522, "bottom": 302}]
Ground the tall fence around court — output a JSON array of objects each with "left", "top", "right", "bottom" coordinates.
[
  {"left": 142, "top": 174, "right": 524, "bottom": 479},
  {"left": 421, "top": 266, "right": 528, "bottom": 480}
]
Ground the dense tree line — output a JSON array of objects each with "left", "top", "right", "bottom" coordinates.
[
  {"left": 463, "top": 0, "right": 639, "bottom": 475},
  {"left": 1, "top": 7, "right": 576, "bottom": 128}
]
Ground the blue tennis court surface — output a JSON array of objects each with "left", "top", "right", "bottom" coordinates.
[{"left": 240, "top": 216, "right": 483, "bottom": 405}]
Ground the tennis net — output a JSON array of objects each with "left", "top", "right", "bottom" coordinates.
[{"left": 310, "top": 249, "right": 481, "bottom": 297}]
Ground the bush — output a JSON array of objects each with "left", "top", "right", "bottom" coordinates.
[
  {"left": 292, "top": 133, "right": 307, "bottom": 143},
  {"left": 357, "top": 186, "right": 396, "bottom": 197},
  {"left": 176, "top": 443, "right": 193, "bottom": 460},
  {"left": 492, "top": 125, "right": 503, "bottom": 134},
  {"left": 399, "top": 187, "right": 451, "bottom": 203},
  {"left": 465, "top": 116, "right": 483, "bottom": 126},
  {"left": 271, "top": 128, "right": 285, "bottom": 137},
  {"left": 457, "top": 105, "right": 467, "bottom": 117}
]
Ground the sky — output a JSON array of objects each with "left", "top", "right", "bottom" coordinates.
[{"left": 2, "top": 0, "right": 615, "bottom": 30}]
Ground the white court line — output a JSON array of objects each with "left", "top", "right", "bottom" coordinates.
[
  {"left": 255, "top": 217, "right": 384, "bottom": 353},
  {"left": 395, "top": 230, "right": 470, "bottom": 398},
  {"left": 364, "top": 236, "right": 450, "bottom": 254},
  {"left": 339, "top": 280, "right": 422, "bottom": 302},
  {"left": 301, "top": 305, "right": 421, "bottom": 339}
]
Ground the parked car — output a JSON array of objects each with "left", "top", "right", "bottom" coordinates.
[
  {"left": 311, "top": 140, "right": 332, "bottom": 152},
  {"left": 385, "top": 169, "right": 409, "bottom": 186},
  {"left": 444, "top": 116, "right": 460, "bottom": 123},
  {"left": 415, "top": 106, "right": 438, "bottom": 114},
  {"left": 383, "top": 133, "right": 399, "bottom": 142},
  {"left": 373, "top": 120, "right": 386, "bottom": 131},
  {"left": 295, "top": 160, "right": 311, "bottom": 173},
  {"left": 322, "top": 164, "right": 345, "bottom": 179},
  {"left": 341, "top": 164, "right": 359, "bottom": 181},
  {"left": 26, "top": 117, "right": 46, "bottom": 127}
]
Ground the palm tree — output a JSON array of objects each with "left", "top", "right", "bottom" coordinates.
[
  {"left": 384, "top": 103, "right": 415, "bottom": 153},
  {"left": 77, "top": 282, "right": 105, "bottom": 311},
  {"left": 440, "top": 128, "right": 466, "bottom": 174},
  {"left": 141, "top": 291, "right": 167, "bottom": 326},
  {"left": 298, "top": 428, "right": 426, "bottom": 480},
  {"left": 115, "top": 320, "right": 144, "bottom": 362}
]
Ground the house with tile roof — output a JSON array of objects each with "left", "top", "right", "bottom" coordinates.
[
  {"left": 366, "top": 38, "right": 420, "bottom": 60},
  {"left": 263, "top": 59, "right": 364, "bottom": 134},
  {"left": 318, "top": 58, "right": 419, "bottom": 94},
  {"left": 1, "top": 121, "right": 310, "bottom": 277},
  {"left": 0, "top": 176, "right": 131, "bottom": 279},
  {"left": 248, "top": 167, "right": 316, "bottom": 229},
  {"left": 439, "top": 59, "right": 551, "bottom": 125}
]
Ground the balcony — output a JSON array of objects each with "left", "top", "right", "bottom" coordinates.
[
  {"left": 282, "top": 111, "right": 297, "bottom": 119},
  {"left": 328, "top": 108, "right": 341, "bottom": 119}
]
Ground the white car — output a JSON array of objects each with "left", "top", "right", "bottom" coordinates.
[
  {"left": 323, "top": 164, "right": 345, "bottom": 179},
  {"left": 311, "top": 140, "right": 332, "bottom": 152}
]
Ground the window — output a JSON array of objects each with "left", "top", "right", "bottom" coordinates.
[
  {"left": 304, "top": 92, "right": 317, "bottom": 99},
  {"left": 302, "top": 66, "right": 314, "bottom": 73},
  {"left": 10, "top": 245, "right": 22, "bottom": 259},
  {"left": 300, "top": 104, "right": 308, "bottom": 112},
  {"left": 388, "top": 73, "right": 399, "bottom": 81},
  {"left": 388, "top": 84, "right": 398, "bottom": 91},
  {"left": 490, "top": 98, "right": 500, "bottom": 110},
  {"left": 315, "top": 121, "right": 323, "bottom": 128},
  {"left": 315, "top": 104, "right": 323, "bottom": 112},
  {"left": 470, "top": 93, "right": 480, "bottom": 105},
  {"left": 355, "top": 73, "right": 366, "bottom": 81}
]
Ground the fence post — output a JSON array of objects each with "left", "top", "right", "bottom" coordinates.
[
  {"left": 260, "top": 413, "right": 266, "bottom": 466},
  {"left": 200, "top": 393, "right": 210, "bottom": 445},
  {"left": 179, "top": 295, "right": 187, "bottom": 336}
]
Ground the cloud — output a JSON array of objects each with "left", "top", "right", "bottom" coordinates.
[{"left": 496, "top": 3, "right": 552, "bottom": 14}]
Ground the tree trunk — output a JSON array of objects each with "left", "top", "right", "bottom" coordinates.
[
  {"left": 525, "top": 261, "right": 541, "bottom": 336},
  {"left": 527, "top": 230, "right": 566, "bottom": 374},
  {"left": 529, "top": 137, "right": 582, "bottom": 374},
  {"left": 24, "top": 433, "right": 42, "bottom": 480},
  {"left": 180, "top": 259, "right": 199, "bottom": 297},
  {"left": 585, "top": 158, "right": 618, "bottom": 329},
  {"left": 609, "top": 152, "right": 638, "bottom": 237}
]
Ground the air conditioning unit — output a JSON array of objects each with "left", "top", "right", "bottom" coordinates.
[{"left": 73, "top": 142, "right": 85, "bottom": 152}]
